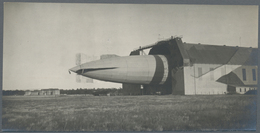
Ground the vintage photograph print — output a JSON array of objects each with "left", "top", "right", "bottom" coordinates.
[{"left": 2, "top": 2, "right": 258, "bottom": 131}]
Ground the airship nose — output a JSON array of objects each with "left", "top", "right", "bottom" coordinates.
[{"left": 69, "top": 65, "right": 81, "bottom": 73}]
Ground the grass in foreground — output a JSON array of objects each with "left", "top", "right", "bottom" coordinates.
[{"left": 2, "top": 95, "right": 257, "bottom": 131}]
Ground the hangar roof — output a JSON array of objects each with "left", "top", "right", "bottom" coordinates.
[
  {"left": 217, "top": 71, "right": 258, "bottom": 87},
  {"left": 180, "top": 43, "right": 258, "bottom": 65}
]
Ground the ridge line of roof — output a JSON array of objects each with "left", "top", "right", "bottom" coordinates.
[{"left": 183, "top": 43, "right": 258, "bottom": 49}]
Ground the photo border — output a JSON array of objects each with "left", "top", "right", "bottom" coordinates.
[{"left": 0, "top": 0, "right": 259, "bottom": 133}]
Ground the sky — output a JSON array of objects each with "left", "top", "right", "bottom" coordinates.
[{"left": 3, "top": 3, "right": 258, "bottom": 90}]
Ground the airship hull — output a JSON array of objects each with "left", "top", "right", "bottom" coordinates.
[{"left": 70, "top": 55, "right": 169, "bottom": 85}]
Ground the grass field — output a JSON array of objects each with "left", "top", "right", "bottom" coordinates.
[{"left": 2, "top": 95, "right": 257, "bottom": 131}]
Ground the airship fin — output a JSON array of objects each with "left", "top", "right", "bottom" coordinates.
[
  {"left": 76, "top": 53, "right": 98, "bottom": 65},
  {"left": 75, "top": 53, "right": 96, "bottom": 83},
  {"left": 100, "top": 54, "right": 120, "bottom": 60},
  {"left": 84, "top": 77, "right": 94, "bottom": 83},
  {"left": 76, "top": 74, "right": 93, "bottom": 83}
]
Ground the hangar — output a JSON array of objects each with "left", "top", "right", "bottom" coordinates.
[{"left": 123, "top": 37, "right": 258, "bottom": 95}]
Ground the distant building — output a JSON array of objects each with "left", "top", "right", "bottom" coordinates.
[
  {"left": 24, "top": 90, "right": 31, "bottom": 95},
  {"left": 40, "top": 89, "right": 60, "bottom": 95},
  {"left": 24, "top": 88, "right": 60, "bottom": 96},
  {"left": 30, "top": 90, "right": 40, "bottom": 95}
]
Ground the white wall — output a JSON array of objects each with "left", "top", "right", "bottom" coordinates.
[{"left": 184, "top": 64, "right": 241, "bottom": 95}]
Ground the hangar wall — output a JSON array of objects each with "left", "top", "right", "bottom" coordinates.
[
  {"left": 183, "top": 64, "right": 258, "bottom": 95},
  {"left": 232, "top": 65, "right": 258, "bottom": 85},
  {"left": 184, "top": 64, "right": 228, "bottom": 95},
  {"left": 171, "top": 68, "right": 185, "bottom": 95}
]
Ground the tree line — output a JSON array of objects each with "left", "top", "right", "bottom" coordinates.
[
  {"left": 2, "top": 90, "right": 25, "bottom": 96},
  {"left": 60, "top": 88, "right": 119, "bottom": 96},
  {"left": 2, "top": 88, "right": 121, "bottom": 96}
]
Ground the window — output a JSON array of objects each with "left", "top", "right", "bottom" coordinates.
[
  {"left": 244, "top": 88, "right": 246, "bottom": 92},
  {"left": 252, "top": 69, "right": 256, "bottom": 81},
  {"left": 210, "top": 68, "right": 214, "bottom": 80},
  {"left": 198, "top": 67, "right": 202, "bottom": 80},
  {"left": 242, "top": 69, "right": 246, "bottom": 81},
  {"left": 240, "top": 88, "right": 241, "bottom": 92}
]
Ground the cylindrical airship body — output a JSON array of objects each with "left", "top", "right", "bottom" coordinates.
[{"left": 70, "top": 55, "right": 169, "bottom": 85}]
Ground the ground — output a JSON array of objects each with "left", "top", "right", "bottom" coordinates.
[{"left": 2, "top": 95, "right": 257, "bottom": 131}]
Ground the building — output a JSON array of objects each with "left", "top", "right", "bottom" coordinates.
[
  {"left": 124, "top": 37, "right": 257, "bottom": 95},
  {"left": 24, "top": 88, "right": 60, "bottom": 96},
  {"left": 30, "top": 90, "right": 40, "bottom": 95},
  {"left": 40, "top": 89, "right": 60, "bottom": 95},
  {"left": 24, "top": 90, "right": 31, "bottom": 95}
]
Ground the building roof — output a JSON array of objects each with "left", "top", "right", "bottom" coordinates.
[
  {"left": 180, "top": 43, "right": 258, "bottom": 65},
  {"left": 41, "top": 88, "right": 59, "bottom": 91},
  {"left": 216, "top": 72, "right": 245, "bottom": 87},
  {"left": 217, "top": 71, "right": 258, "bottom": 87}
]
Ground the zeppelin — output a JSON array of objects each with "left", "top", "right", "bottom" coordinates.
[{"left": 69, "top": 55, "right": 169, "bottom": 85}]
